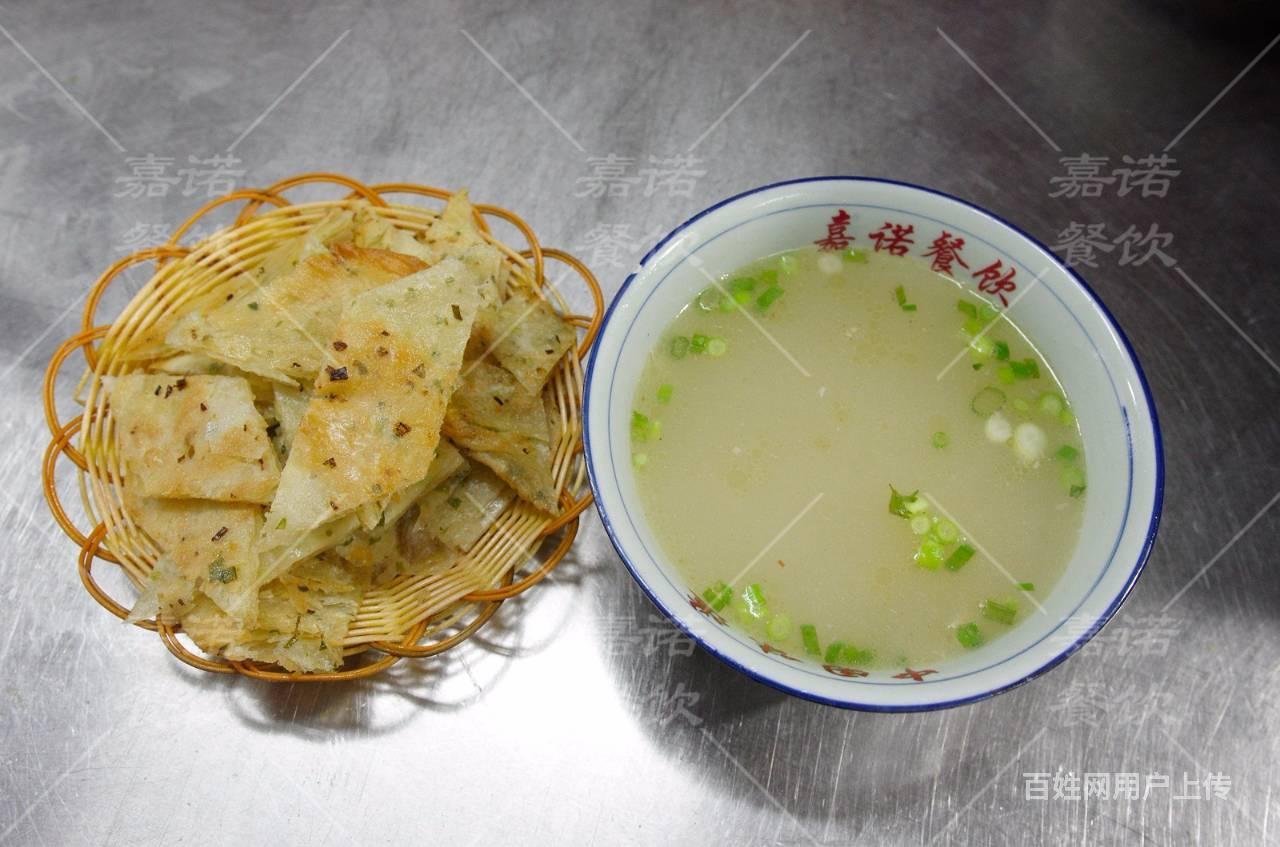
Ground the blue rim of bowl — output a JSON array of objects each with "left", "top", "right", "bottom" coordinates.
[{"left": 582, "top": 175, "right": 1165, "bottom": 712}]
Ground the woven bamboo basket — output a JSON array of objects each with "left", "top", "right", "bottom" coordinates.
[{"left": 40, "top": 173, "right": 603, "bottom": 682}]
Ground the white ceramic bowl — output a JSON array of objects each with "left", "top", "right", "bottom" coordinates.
[{"left": 583, "top": 177, "right": 1163, "bottom": 711}]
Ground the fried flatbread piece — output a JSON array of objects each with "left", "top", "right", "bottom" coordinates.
[
  {"left": 421, "top": 191, "right": 489, "bottom": 260},
  {"left": 353, "top": 191, "right": 489, "bottom": 265},
  {"left": 118, "top": 208, "right": 362, "bottom": 365},
  {"left": 473, "top": 286, "right": 575, "bottom": 393},
  {"left": 270, "top": 382, "right": 310, "bottom": 461},
  {"left": 148, "top": 352, "right": 277, "bottom": 405},
  {"left": 165, "top": 243, "right": 427, "bottom": 385},
  {"left": 256, "top": 258, "right": 481, "bottom": 581},
  {"left": 110, "top": 374, "right": 280, "bottom": 503},
  {"left": 336, "top": 440, "right": 468, "bottom": 573},
  {"left": 351, "top": 438, "right": 466, "bottom": 533},
  {"left": 260, "top": 440, "right": 467, "bottom": 566},
  {"left": 179, "top": 554, "right": 368, "bottom": 673},
  {"left": 442, "top": 361, "right": 558, "bottom": 513},
  {"left": 415, "top": 464, "right": 516, "bottom": 551},
  {"left": 340, "top": 520, "right": 459, "bottom": 585},
  {"left": 124, "top": 493, "right": 264, "bottom": 624}
]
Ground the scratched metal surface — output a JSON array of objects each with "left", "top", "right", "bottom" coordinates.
[{"left": 1, "top": 1, "right": 1278, "bottom": 845}]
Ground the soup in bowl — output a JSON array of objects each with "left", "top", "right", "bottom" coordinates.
[{"left": 583, "top": 177, "right": 1162, "bottom": 711}]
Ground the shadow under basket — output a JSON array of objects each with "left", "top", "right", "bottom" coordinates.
[{"left": 40, "top": 173, "right": 604, "bottom": 682}]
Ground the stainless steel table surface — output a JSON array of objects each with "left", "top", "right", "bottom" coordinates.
[{"left": 1, "top": 2, "right": 1277, "bottom": 845}]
